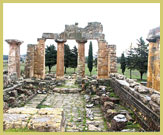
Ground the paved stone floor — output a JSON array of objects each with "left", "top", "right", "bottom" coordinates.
[
  {"left": 42, "top": 79, "right": 107, "bottom": 132},
  {"left": 42, "top": 93, "right": 107, "bottom": 132}
]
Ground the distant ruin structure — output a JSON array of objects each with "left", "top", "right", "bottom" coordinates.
[{"left": 146, "top": 26, "right": 160, "bottom": 91}]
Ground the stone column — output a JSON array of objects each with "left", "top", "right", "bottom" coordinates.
[
  {"left": 5, "top": 39, "right": 23, "bottom": 78},
  {"left": 55, "top": 39, "right": 66, "bottom": 79},
  {"left": 147, "top": 40, "right": 160, "bottom": 91},
  {"left": 146, "top": 26, "right": 160, "bottom": 91},
  {"left": 34, "top": 38, "right": 46, "bottom": 79},
  {"left": 108, "top": 45, "right": 117, "bottom": 74},
  {"left": 24, "top": 44, "right": 36, "bottom": 78},
  {"left": 97, "top": 40, "right": 108, "bottom": 79},
  {"left": 76, "top": 40, "right": 87, "bottom": 78}
]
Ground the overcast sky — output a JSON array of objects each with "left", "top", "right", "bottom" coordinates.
[{"left": 3, "top": 3, "right": 160, "bottom": 57}]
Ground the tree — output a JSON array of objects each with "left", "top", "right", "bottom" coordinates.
[
  {"left": 45, "top": 44, "right": 57, "bottom": 73},
  {"left": 134, "top": 37, "right": 148, "bottom": 80},
  {"left": 120, "top": 53, "right": 126, "bottom": 75},
  {"left": 88, "top": 41, "right": 93, "bottom": 75},
  {"left": 126, "top": 43, "right": 136, "bottom": 79},
  {"left": 69, "top": 45, "right": 78, "bottom": 73},
  {"left": 64, "top": 44, "right": 71, "bottom": 73}
]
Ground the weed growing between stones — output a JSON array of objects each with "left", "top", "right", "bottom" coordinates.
[
  {"left": 5, "top": 128, "right": 36, "bottom": 132},
  {"left": 36, "top": 95, "right": 48, "bottom": 109}
]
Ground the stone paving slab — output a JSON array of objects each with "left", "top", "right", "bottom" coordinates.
[
  {"left": 4, "top": 113, "right": 31, "bottom": 130},
  {"left": 4, "top": 107, "right": 65, "bottom": 132},
  {"left": 24, "top": 94, "right": 47, "bottom": 108}
]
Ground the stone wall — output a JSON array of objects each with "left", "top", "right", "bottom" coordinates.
[
  {"left": 3, "top": 74, "right": 59, "bottom": 111},
  {"left": 109, "top": 73, "right": 160, "bottom": 131}
]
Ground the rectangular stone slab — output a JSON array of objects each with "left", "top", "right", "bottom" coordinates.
[{"left": 3, "top": 113, "right": 31, "bottom": 130}]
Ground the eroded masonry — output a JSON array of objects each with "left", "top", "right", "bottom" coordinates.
[
  {"left": 23, "top": 22, "right": 117, "bottom": 80},
  {"left": 3, "top": 23, "right": 160, "bottom": 132}
]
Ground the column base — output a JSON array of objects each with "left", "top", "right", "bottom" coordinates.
[{"left": 56, "top": 75, "right": 64, "bottom": 80}]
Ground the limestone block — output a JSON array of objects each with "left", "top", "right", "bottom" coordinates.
[
  {"left": 28, "top": 114, "right": 63, "bottom": 132},
  {"left": 111, "top": 114, "right": 127, "bottom": 131},
  {"left": 3, "top": 113, "right": 30, "bottom": 130},
  {"left": 7, "top": 107, "right": 39, "bottom": 115},
  {"left": 38, "top": 108, "right": 63, "bottom": 116}
]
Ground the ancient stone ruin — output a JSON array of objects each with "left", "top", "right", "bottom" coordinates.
[
  {"left": 3, "top": 23, "right": 160, "bottom": 132},
  {"left": 24, "top": 22, "right": 117, "bottom": 80}
]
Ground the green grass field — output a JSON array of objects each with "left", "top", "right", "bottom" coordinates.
[{"left": 3, "top": 61, "right": 146, "bottom": 82}]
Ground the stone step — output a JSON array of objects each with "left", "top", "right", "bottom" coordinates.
[{"left": 53, "top": 88, "right": 81, "bottom": 94}]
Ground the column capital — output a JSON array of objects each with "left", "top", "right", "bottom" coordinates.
[
  {"left": 146, "top": 26, "right": 160, "bottom": 43},
  {"left": 55, "top": 39, "right": 67, "bottom": 43},
  {"left": 37, "top": 38, "right": 46, "bottom": 42},
  {"left": 76, "top": 40, "right": 87, "bottom": 44},
  {"left": 5, "top": 39, "right": 24, "bottom": 45},
  {"left": 98, "top": 39, "right": 106, "bottom": 43}
]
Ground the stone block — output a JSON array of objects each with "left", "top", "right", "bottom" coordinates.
[{"left": 3, "top": 113, "right": 31, "bottom": 130}]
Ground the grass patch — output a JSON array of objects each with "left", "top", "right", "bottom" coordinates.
[
  {"left": 5, "top": 128, "right": 36, "bottom": 132},
  {"left": 55, "top": 84, "right": 78, "bottom": 89},
  {"left": 3, "top": 62, "right": 147, "bottom": 83},
  {"left": 109, "top": 92, "right": 119, "bottom": 98},
  {"left": 37, "top": 104, "right": 51, "bottom": 108},
  {"left": 117, "top": 63, "right": 147, "bottom": 82},
  {"left": 125, "top": 122, "right": 141, "bottom": 129},
  {"left": 36, "top": 96, "right": 49, "bottom": 109}
]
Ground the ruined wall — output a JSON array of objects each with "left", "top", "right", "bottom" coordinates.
[
  {"left": 3, "top": 74, "right": 59, "bottom": 111},
  {"left": 110, "top": 73, "right": 160, "bottom": 131},
  {"left": 108, "top": 45, "right": 117, "bottom": 73},
  {"left": 24, "top": 44, "right": 36, "bottom": 78}
]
